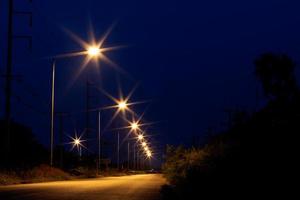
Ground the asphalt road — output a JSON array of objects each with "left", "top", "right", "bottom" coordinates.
[{"left": 0, "top": 174, "right": 166, "bottom": 200}]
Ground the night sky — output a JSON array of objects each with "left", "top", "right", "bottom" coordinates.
[{"left": 1, "top": 0, "right": 300, "bottom": 154}]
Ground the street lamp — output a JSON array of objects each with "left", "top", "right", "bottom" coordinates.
[
  {"left": 71, "top": 136, "right": 84, "bottom": 157},
  {"left": 137, "top": 134, "right": 144, "bottom": 141},
  {"left": 50, "top": 46, "right": 101, "bottom": 167},
  {"left": 146, "top": 150, "right": 152, "bottom": 170},
  {"left": 96, "top": 98, "right": 130, "bottom": 172},
  {"left": 87, "top": 46, "right": 101, "bottom": 57},
  {"left": 130, "top": 122, "right": 139, "bottom": 131},
  {"left": 146, "top": 151, "right": 152, "bottom": 158},
  {"left": 74, "top": 139, "right": 80, "bottom": 145},
  {"left": 118, "top": 100, "right": 128, "bottom": 110}
]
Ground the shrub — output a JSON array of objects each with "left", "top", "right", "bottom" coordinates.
[
  {"left": 0, "top": 171, "right": 21, "bottom": 185},
  {"left": 22, "top": 164, "right": 71, "bottom": 182}
]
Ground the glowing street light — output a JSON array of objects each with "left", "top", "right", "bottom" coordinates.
[
  {"left": 74, "top": 138, "right": 81, "bottom": 146},
  {"left": 49, "top": 43, "right": 102, "bottom": 167},
  {"left": 131, "top": 122, "right": 139, "bottom": 131},
  {"left": 137, "top": 134, "right": 144, "bottom": 141},
  {"left": 144, "top": 146, "right": 148, "bottom": 151},
  {"left": 71, "top": 136, "right": 83, "bottom": 148},
  {"left": 142, "top": 142, "right": 147, "bottom": 147},
  {"left": 48, "top": 25, "right": 122, "bottom": 167},
  {"left": 87, "top": 46, "right": 101, "bottom": 57},
  {"left": 68, "top": 134, "right": 85, "bottom": 157},
  {"left": 146, "top": 151, "right": 152, "bottom": 158},
  {"left": 118, "top": 100, "right": 128, "bottom": 110}
]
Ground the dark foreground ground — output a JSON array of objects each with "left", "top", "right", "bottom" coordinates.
[{"left": 0, "top": 174, "right": 166, "bottom": 200}]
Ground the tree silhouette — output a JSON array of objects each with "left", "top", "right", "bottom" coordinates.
[
  {"left": 254, "top": 53, "right": 298, "bottom": 101},
  {"left": 0, "top": 120, "right": 47, "bottom": 169}
]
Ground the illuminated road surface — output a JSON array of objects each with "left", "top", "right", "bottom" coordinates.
[{"left": 0, "top": 174, "right": 166, "bottom": 200}]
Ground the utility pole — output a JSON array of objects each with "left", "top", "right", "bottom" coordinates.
[
  {"left": 97, "top": 110, "right": 101, "bottom": 175},
  {"left": 117, "top": 132, "right": 120, "bottom": 170},
  {"left": 137, "top": 148, "right": 139, "bottom": 170},
  {"left": 127, "top": 141, "right": 130, "bottom": 170},
  {"left": 50, "top": 60, "right": 55, "bottom": 166},
  {"left": 133, "top": 143, "right": 136, "bottom": 170},
  {"left": 3, "top": 0, "right": 14, "bottom": 165},
  {"left": 3, "top": 0, "right": 32, "bottom": 165},
  {"left": 85, "top": 79, "right": 91, "bottom": 152},
  {"left": 57, "top": 112, "right": 67, "bottom": 168}
]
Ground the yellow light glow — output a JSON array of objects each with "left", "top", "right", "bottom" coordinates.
[
  {"left": 142, "top": 142, "right": 147, "bottom": 147},
  {"left": 87, "top": 46, "right": 101, "bottom": 57},
  {"left": 137, "top": 134, "right": 144, "bottom": 140},
  {"left": 131, "top": 122, "right": 139, "bottom": 130},
  {"left": 144, "top": 146, "right": 148, "bottom": 151},
  {"left": 74, "top": 139, "right": 80, "bottom": 145},
  {"left": 147, "top": 151, "right": 152, "bottom": 157},
  {"left": 118, "top": 101, "right": 128, "bottom": 110}
]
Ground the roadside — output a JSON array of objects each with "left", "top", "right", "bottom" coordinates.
[
  {"left": 1, "top": 164, "right": 153, "bottom": 186},
  {"left": 0, "top": 174, "right": 166, "bottom": 200}
]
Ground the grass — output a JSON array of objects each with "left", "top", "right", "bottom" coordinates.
[
  {"left": 0, "top": 165, "right": 71, "bottom": 185},
  {"left": 0, "top": 171, "right": 22, "bottom": 185},
  {"left": 0, "top": 165, "right": 150, "bottom": 186}
]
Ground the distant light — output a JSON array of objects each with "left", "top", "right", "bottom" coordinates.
[
  {"left": 147, "top": 151, "right": 152, "bottom": 158},
  {"left": 74, "top": 139, "right": 80, "bottom": 145},
  {"left": 137, "top": 134, "right": 144, "bottom": 140},
  {"left": 144, "top": 146, "right": 148, "bottom": 151},
  {"left": 131, "top": 122, "right": 139, "bottom": 130},
  {"left": 142, "top": 142, "right": 147, "bottom": 147},
  {"left": 118, "top": 101, "right": 128, "bottom": 110},
  {"left": 87, "top": 46, "right": 101, "bottom": 57}
]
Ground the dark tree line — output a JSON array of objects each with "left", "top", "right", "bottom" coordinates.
[
  {"left": 0, "top": 120, "right": 47, "bottom": 169},
  {"left": 161, "top": 53, "right": 297, "bottom": 199}
]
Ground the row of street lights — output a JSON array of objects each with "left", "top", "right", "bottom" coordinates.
[
  {"left": 48, "top": 27, "right": 154, "bottom": 170},
  {"left": 69, "top": 99, "right": 153, "bottom": 171}
]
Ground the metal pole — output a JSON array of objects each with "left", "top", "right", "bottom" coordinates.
[
  {"left": 58, "top": 113, "right": 64, "bottom": 168},
  {"left": 117, "top": 132, "right": 120, "bottom": 170},
  {"left": 133, "top": 144, "right": 136, "bottom": 170},
  {"left": 85, "top": 79, "right": 90, "bottom": 152},
  {"left": 98, "top": 110, "right": 101, "bottom": 174},
  {"left": 137, "top": 149, "right": 139, "bottom": 170},
  {"left": 127, "top": 142, "right": 130, "bottom": 170},
  {"left": 79, "top": 146, "right": 82, "bottom": 158},
  {"left": 50, "top": 59, "right": 56, "bottom": 166},
  {"left": 4, "top": 0, "right": 14, "bottom": 164}
]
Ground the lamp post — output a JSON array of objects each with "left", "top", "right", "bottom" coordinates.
[
  {"left": 116, "top": 100, "right": 128, "bottom": 170},
  {"left": 49, "top": 46, "right": 101, "bottom": 166},
  {"left": 146, "top": 150, "right": 152, "bottom": 170},
  {"left": 117, "top": 131, "right": 120, "bottom": 170},
  {"left": 71, "top": 136, "right": 83, "bottom": 158},
  {"left": 50, "top": 59, "right": 56, "bottom": 166},
  {"left": 127, "top": 141, "right": 130, "bottom": 170},
  {"left": 97, "top": 110, "right": 101, "bottom": 175}
]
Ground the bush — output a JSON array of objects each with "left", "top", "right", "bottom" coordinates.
[
  {"left": 22, "top": 164, "right": 71, "bottom": 182},
  {"left": 0, "top": 171, "right": 21, "bottom": 185},
  {"left": 72, "top": 167, "right": 97, "bottom": 178},
  {"left": 161, "top": 140, "right": 236, "bottom": 199}
]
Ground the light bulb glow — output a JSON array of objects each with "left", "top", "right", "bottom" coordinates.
[
  {"left": 74, "top": 139, "right": 80, "bottom": 145},
  {"left": 147, "top": 151, "right": 152, "bottom": 157},
  {"left": 87, "top": 46, "right": 101, "bottom": 56},
  {"left": 137, "top": 134, "right": 144, "bottom": 140},
  {"left": 118, "top": 101, "right": 127, "bottom": 110},
  {"left": 131, "top": 122, "right": 139, "bottom": 130}
]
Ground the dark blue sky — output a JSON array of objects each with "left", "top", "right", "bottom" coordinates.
[{"left": 1, "top": 0, "right": 300, "bottom": 152}]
